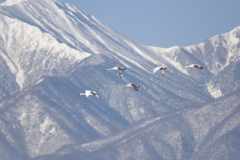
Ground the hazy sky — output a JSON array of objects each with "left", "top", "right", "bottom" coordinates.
[{"left": 1, "top": 0, "right": 240, "bottom": 48}]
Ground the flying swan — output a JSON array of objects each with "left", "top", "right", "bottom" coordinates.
[
  {"left": 184, "top": 64, "right": 204, "bottom": 69},
  {"left": 80, "top": 90, "right": 99, "bottom": 98},
  {"left": 122, "top": 83, "right": 140, "bottom": 91},
  {"left": 149, "top": 66, "right": 167, "bottom": 76},
  {"left": 106, "top": 67, "right": 126, "bottom": 78}
]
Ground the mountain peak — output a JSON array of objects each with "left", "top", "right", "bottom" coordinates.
[
  {"left": 230, "top": 26, "right": 240, "bottom": 37},
  {"left": 0, "top": 0, "right": 240, "bottom": 159},
  {"left": 0, "top": 0, "right": 29, "bottom": 6}
]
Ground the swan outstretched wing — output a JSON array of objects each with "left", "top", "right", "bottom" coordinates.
[
  {"left": 153, "top": 67, "right": 160, "bottom": 73},
  {"left": 118, "top": 70, "right": 123, "bottom": 78},
  {"left": 85, "top": 90, "right": 92, "bottom": 97},
  {"left": 91, "top": 91, "right": 99, "bottom": 98},
  {"left": 133, "top": 86, "right": 139, "bottom": 91},
  {"left": 132, "top": 84, "right": 140, "bottom": 91},
  {"left": 161, "top": 69, "right": 165, "bottom": 76}
]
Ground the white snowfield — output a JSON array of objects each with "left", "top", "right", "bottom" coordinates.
[
  {"left": 0, "top": 0, "right": 240, "bottom": 159},
  {"left": 0, "top": 4, "right": 91, "bottom": 89},
  {"left": 0, "top": 0, "right": 28, "bottom": 6}
]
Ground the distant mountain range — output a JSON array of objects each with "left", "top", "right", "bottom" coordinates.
[{"left": 0, "top": 0, "right": 240, "bottom": 159}]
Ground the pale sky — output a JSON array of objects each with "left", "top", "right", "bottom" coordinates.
[{"left": 1, "top": 0, "right": 240, "bottom": 48}]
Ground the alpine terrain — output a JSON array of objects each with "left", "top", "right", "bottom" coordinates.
[{"left": 0, "top": 0, "right": 240, "bottom": 159}]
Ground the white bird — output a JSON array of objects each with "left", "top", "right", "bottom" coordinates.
[
  {"left": 80, "top": 90, "right": 99, "bottom": 98},
  {"left": 122, "top": 83, "right": 140, "bottom": 91},
  {"left": 184, "top": 64, "right": 204, "bottom": 69},
  {"left": 149, "top": 66, "right": 167, "bottom": 76},
  {"left": 106, "top": 67, "right": 126, "bottom": 78}
]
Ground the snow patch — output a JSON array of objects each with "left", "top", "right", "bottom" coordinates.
[
  {"left": 207, "top": 83, "right": 222, "bottom": 98},
  {"left": 85, "top": 116, "right": 110, "bottom": 136},
  {"left": 19, "top": 112, "right": 27, "bottom": 121},
  {"left": 0, "top": 0, "right": 28, "bottom": 6},
  {"left": 0, "top": 51, "right": 18, "bottom": 74},
  {"left": 40, "top": 116, "right": 56, "bottom": 135},
  {"left": 35, "top": 78, "right": 44, "bottom": 85},
  {"left": 16, "top": 69, "right": 24, "bottom": 90}
]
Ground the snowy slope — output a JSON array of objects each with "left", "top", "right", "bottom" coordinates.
[
  {"left": 55, "top": 89, "right": 240, "bottom": 160},
  {"left": 145, "top": 26, "right": 240, "bottom": 98},
  {"left": 0, "top": 0, "right": 240, "bottom": 159},
  {"left": 0, "top": 0, "right": 28, "bottom": 6},
  {"left": 0, "top": 13, "right": 91, "bottom": 89}
]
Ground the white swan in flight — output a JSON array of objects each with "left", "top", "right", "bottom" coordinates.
[
  {"left": 122, "top": 83, "right": 140, "bottom": 91},
  {"left": 149, "top": 66, "right": 167, "bottom": 76},
  {"left": 184, "top": 64, "right": 204, "bottom": 69},
  {"left": 106, "top": 67, "right": 126, "bottom": 78},
  {"left": 80, "top": 90, "right": 99, "bottom": 98}
]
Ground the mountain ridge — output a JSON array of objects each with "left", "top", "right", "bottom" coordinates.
[
  {"left": 0, "top": 0, "right": 240, "bottom": 159},
  {"left": 0, "top": 0, "right": 29, "bottom": 6}
]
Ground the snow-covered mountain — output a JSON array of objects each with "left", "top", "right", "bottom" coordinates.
[{"left": 0, "top": 0, "right": 240, "bottom": 159}]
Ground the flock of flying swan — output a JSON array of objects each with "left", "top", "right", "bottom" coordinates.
[{"left": 80, "top": 63, "right": 204, "bottom": 98}]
